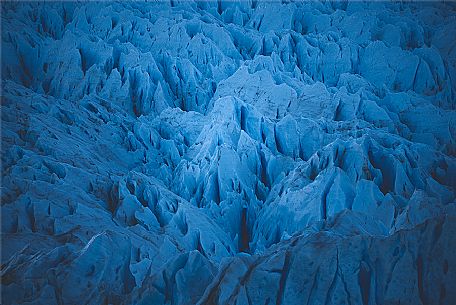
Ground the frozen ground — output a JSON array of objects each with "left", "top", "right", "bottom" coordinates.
[{"left": 1, "top": 1, "right": 456, "bottom": 304}]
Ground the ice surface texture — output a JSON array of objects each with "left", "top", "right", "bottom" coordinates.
[{"left": 1, "top": 1, "right": 456, "bottom": 304}]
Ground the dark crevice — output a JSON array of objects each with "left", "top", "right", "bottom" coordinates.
[
  {"left": 358, "top": 261, "right": 371, "bottom": 305},
  {"left": 275, "top": 251, "right": 291, "bottom": 305},
  {"left": 239, "top": 207, "right": 250, "bottom": 253}
]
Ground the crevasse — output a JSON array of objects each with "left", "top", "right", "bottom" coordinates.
[{"left": 1, "top": 1, "right": 455, "bottom": 304}]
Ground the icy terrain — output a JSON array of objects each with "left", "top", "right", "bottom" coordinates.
[{"left": 1, "top": 1, "right": 456, "bottom": 304}]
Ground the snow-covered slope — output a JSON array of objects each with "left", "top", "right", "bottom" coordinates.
[{"left": 1, "top": 1, "right": 456, "bottom": 304}]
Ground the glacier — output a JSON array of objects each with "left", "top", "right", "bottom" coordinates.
[{"left": 1, "top": 1, "right": 456, "bottom": 304}]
